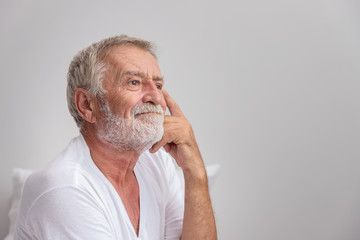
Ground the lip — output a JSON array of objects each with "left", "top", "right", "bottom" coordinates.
[{"left": 135, "top": 112, "right": 162, "bottom": 116}]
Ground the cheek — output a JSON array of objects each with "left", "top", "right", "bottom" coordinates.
[{"left": 113, "top": 97, "right": 139, "bottom": 118}]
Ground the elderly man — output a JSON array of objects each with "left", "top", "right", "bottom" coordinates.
[{"left": 14, "top": 35, "right": 217, "bottom": 239}]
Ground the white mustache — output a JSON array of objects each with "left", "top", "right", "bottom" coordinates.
[{"left": 131, "top": 103, "right": 163, "bottom": 116}]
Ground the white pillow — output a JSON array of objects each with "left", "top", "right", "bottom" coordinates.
[
  {"left": 4, "top": 168, "right": 33, "bottom": 240},
  {"left": 206, "top": 164, "right": 221, "bottom": 189}
]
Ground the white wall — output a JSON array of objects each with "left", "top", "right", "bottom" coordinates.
[{"left": 1, "top": 0, "right": 360, "bottom": 239}]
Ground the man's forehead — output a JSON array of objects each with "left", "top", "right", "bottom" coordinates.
[{"left": 104, "top": 46, "right": 163, "bottom": 80}]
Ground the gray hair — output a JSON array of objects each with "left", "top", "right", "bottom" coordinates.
[{"left": 66, "top": 35, "right": 157, "bottom": 128}]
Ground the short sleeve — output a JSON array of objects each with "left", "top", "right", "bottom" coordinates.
[{"left": 15, "top": 186, "right": 115, "bottom": 240}]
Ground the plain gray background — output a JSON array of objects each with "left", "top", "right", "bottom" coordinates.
[{"left": 1, "top": 0, "right": 360, "bottom": 239}]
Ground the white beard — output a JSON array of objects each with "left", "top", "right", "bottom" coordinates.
[{"left": 96, "top": 98, "right": 164, "bottom": 153}]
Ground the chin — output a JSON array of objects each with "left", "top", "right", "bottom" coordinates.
[
  {"left": 97, "top": 107, "right": 164, "bottom": 154},
  {"left": 133, "top": 127, "right": 164, "bottom": 154}
]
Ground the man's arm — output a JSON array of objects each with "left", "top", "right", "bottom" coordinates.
[{"left": 150, "top": 90, "right": 217, "bottom": 240}]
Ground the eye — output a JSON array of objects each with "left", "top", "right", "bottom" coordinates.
[
  {"left": 155, "top": 83, "right": 163, "bottom": 89},
  {"left": 129, "top": 80, "right": 140, "bottom": 86}
]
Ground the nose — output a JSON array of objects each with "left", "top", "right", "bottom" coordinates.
[{"left": 142, "top": 81, "right": 163, "bottom": 105}]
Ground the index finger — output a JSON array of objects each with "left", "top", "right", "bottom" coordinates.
[{"left": 162, "top": 90, "right": 184, "bottom": 117}]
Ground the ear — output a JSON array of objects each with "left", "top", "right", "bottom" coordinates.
[{"left": 74, "top": 88, "right": 97, "bottom": 123}]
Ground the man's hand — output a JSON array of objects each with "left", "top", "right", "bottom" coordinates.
[
  {"left": 150, "top": 90, "right": 205, "bottom": 178},
  {"left": 150, "top": 90, "right": 217, "bottom": 240}
]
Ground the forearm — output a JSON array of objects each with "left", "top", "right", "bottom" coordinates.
[
  {"left": 181, "top": 162, "right": 217, "bottom": 240},
  {"left": 149, "top": 91, "right": 217, "bottom": 239}
]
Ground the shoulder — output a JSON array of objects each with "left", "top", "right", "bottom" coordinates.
[
  {"left": 17, "top": 176, "right": 108, "bottom": 238},
  {"left": 23, "top": 136, "right": 89, "bottom": 196},
  {"left": 18, "top": 136, "right": 100, "bottom": 222},
  {"left": 15, "top": 184, "right": 114, "bottom": 239}
]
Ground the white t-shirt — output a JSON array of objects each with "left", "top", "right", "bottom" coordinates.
[{"left": 14, "top": 135, "right": 184, "bottom": 240}]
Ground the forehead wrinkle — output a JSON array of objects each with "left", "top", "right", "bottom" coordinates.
[
  {"left": 104, "top": 49, "right": 163, "bottom": 83},
  {"left": 123, "top": 71, "right": 146, "bottom": 79},
  {"left": 122, "top": 70, "right": 163, "bottom": 82}
]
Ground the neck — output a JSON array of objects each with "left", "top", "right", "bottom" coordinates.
[{"left": 81, "top": 127, "right": 141, "bottom": 185}]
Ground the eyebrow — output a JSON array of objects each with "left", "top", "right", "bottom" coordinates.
[{"left": 123, "top": 71, "right": 164, "bottom": 82}]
